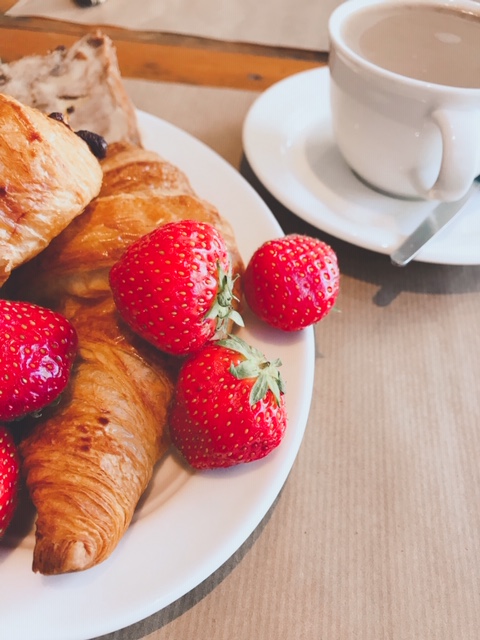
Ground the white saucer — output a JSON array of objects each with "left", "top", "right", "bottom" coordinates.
[{"left": 243, "top": 67, "right": 480, "bottom": 266}]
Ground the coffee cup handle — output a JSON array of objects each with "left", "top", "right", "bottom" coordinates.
[{"left": 427, "top": 109, "right": 480, "bottom": 202}]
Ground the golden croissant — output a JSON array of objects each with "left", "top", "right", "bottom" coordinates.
[
  {"left": 14, "top": 141, "right": 243, "bottom": 574},
  {"left": 0, "top": 93, "right": 103, "bottom": 287}
]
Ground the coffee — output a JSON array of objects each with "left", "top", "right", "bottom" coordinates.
[{"left": 343, "top": 5, "right": 480, "bottom": 88}]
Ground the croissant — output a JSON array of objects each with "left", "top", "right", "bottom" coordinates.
[
  {"left": 15, "top": 142, "right": 243, "bottom": 303},
  {"left": 19, "top": 297, "right": 176, "bottom": 573},
  {"left": 0, "top": 93, "right": 103, "bottom": 287},
  {"left": 15, "top": 141, "right": 243, "bottom": 574}
]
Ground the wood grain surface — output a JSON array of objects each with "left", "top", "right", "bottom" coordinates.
[{"left": 0, "top": 0, "right": 327, "bottom": 89}]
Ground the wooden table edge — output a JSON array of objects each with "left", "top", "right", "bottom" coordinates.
[{"left": 0, "top": 11, "right": 327, "bottom": 90}]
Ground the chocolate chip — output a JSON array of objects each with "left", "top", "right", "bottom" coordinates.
[
  {"left": 48, "top": 112, "right": 67, "bottom": 124},
  {"left": 75, "top": 130, "right": 108, "bottom": 159}
]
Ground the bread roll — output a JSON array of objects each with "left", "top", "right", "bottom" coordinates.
[{"left": 0, "top": 31, "right": 141, "bottom": 145}]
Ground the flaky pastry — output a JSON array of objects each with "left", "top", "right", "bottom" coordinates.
[
  {"left": 14, "top": 141, "right": 243, "bottom": 574},
  {"left": 0, "top": 93, "right": 102, "bottom": 287}
]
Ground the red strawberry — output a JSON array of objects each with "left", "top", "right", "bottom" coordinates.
[
  {"left": 0, "top": 299, "right": 78, "bottom": 422},
  {"left": 169, "top": 335, "right": 287, "bottom": 469},
  {"left": 109, "top": 220, "right": 243, "bottom": 356},
  {"left": 243, "top": 235, "right": 340, "bottom": 331},
  {"left": 0, "top": 424, "right": 20, "bottom": 536}
]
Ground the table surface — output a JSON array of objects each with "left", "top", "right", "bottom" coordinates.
[
  {"left": 0, "top": 0, "right": 326, "bottom": 90},
  {"left": 1, "top": 4, "right": 480, "bottom": 640}
]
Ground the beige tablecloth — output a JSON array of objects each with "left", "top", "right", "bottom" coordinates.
[
  {"left": 79, "top": 77, "right": 480, "bottom": 640},
  {"left": 7, "top": 0, "right": 344, "bottom": 50},
  {"left": 3, "top": 0, "right": 480, "bottom": 636}
]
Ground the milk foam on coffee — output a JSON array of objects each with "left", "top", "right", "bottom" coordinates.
[{"left": 343, "top": 5, "right": 480, "bottom": 88}]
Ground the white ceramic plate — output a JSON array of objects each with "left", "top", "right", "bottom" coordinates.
[
  {"left": 0, "top": 112, "right": 315, "bottom": 640},
  {"left": 242, "top": 67, "right": 480, "bottom": 265}
]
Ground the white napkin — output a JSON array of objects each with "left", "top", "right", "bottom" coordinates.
[{"left": 6, "top": 0, "right": 343, "bottom": 50}]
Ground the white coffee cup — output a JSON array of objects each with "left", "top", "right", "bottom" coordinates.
[{"left": 328, "top": 0, "right": 480, "bottom": 201}]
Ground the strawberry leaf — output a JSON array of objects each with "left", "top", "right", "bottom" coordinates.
[
  {"left": 218, "top": 335, "right": 285, "bottom": 406},
  {"left": 230, "top": 360, "right": 261, "bottom": 379},
  {"left": 219, "top": 334, "right": 263, "bottom": 360},
  {"left": 205, "top": 263, "right": 244, "bottom": 334},
  {"left": 250, "top": 374, "right": 269, "bottom": 405}
]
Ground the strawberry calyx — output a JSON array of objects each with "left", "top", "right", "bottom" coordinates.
[
  {"left": 205, "top": 262, "right": 244, "bottom": 336},
  {"left": 217, "top": 335, "right": 285, "bottom": 406}
]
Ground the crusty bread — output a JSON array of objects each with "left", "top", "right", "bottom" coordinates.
[{"left": 0, "top": 31, "right": 141, "bottom": 146}]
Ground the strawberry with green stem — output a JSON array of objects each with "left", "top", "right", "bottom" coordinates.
[
  {"left": 169, "top": 335, "right": 287, "bottom": 470},
  {"left": 109, "top": 220, "right": 243, "bottom": 356}
]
